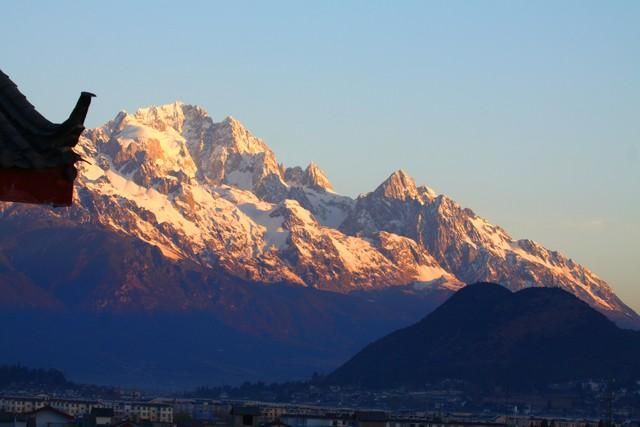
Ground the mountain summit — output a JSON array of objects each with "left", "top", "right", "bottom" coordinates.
[
  {"left": 374, "top": 170, "right": 421, "bottom": 200},
  {"left": 284, "top": 162, "right": 334, "bottom": 192},
  {"left": 1, "top": 102, "right": 638, "bottom": 327}
]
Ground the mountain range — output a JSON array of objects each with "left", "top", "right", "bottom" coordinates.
[
  {"left": 328, "top": 283, "right": 640, "bottom": 390},
  {"left": 0, "top": 102, "right": 637, "bottom": 386}
]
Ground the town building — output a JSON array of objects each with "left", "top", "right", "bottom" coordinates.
[
  {"left": 90, "top": 408, "right": 114, "bottom": 426},
  {"left": 101, "top": 402, "right": 173, "bottom": 423},
  {"left": 0, "top": 396, "right": 100, "bottom": 417},
  {"left": 0, "top": 396, "right": 173, "bottom": 424},
  {"left": 281, "top": 414, "right": 353, "bottom": 427},
  {"left": 28, "top": 406, "right": 75, "bottom": 427},
  {"left": 231, "top": 406, "right": 261, "bottom": 427}
]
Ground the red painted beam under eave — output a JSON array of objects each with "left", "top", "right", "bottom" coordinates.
[{"left": 0, "top": 167, "right": 74, "bottom": 206}]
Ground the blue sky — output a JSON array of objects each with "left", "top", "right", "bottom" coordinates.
[{"left": 2, "top": 1, "right": 639, "bottom": 311}]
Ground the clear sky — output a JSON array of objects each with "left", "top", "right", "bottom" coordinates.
[{"left": 2, "top": 1, "right": 639, "bottom": 311}]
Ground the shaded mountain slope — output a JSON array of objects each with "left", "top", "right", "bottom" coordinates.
[
  {"left": 0, "top": 214, "right": 450, "bottom": 387},
  {"left": 328, "top": 283, "right": 640, "bottom": 390}
]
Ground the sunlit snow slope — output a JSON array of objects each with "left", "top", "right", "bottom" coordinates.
[{"left": 1, "top": 102, "right": 637, "bottom": 328}]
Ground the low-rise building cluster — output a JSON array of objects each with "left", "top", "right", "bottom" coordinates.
[
  {"left": 0, "top": 395, "right": 173, "bottom": 427},
  {"left": 1, "top": 395, "right": 638, "bottom": 427}
]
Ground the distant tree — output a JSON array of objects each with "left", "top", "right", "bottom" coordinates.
[{"left": 0, "top": 364, "right": 71, "bottom": 388}]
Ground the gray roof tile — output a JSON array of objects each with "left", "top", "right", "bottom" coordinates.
[{"left": 0, "top": 69, "right": 94, "bottom": 170}]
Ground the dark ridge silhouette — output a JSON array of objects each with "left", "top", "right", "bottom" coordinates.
[{"left": 328, "top": 282, "right": 640, "bottom": 390}]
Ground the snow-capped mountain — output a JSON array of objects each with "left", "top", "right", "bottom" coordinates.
[
  {"left": 341, "top": 170, "right": 637, "bottom": 326},
  {"left": 1, "top": 102, "right": 637, "bottom": 328},
  {"left": 22, "top": 102, "right": 459, "bottom": 294}
]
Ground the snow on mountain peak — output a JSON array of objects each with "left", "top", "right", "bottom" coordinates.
[
  {"left": 92, "top": 104, "right": 329, "bottom": 197},
  {"left": 81, "top": 105, "right": 198, "bottom": 192},
  {"left": 66, "top": 102, "right": 640, "bottom": 328},
  {"left": 375, "top": 169, "right": 420, "bottom": 200},
  {"left": 213, "top": 115, "right": 273, "bottom": 155},
  {"left": 133, "top": 101, "right": 187, "bottom": 133},
  {"left": 417, "top": 185, "right": 438, "bottom": 200},
  {"left": 371, "top": 170, "right": 438, "bottom": 202},
  {"left": 304, "top": 162, "right": 334, "bottom": 192}
]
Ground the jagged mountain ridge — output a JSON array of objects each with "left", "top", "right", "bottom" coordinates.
[
  {"left": 341, "top": 170, "right": 638, "bottom": 327},
  {"left": 0, "top": 101, "right": 637, "bottom": 327},
  {"left": 22, "top": 101, "right": 460, "bottom": 293}
]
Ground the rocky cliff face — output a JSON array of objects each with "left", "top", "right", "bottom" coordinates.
[
  {"left": 0, "top": 102, "right": 637, "bottom": 328},
  {"left": 341, "top": 171, "right": 637, "bottom": 326}
]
